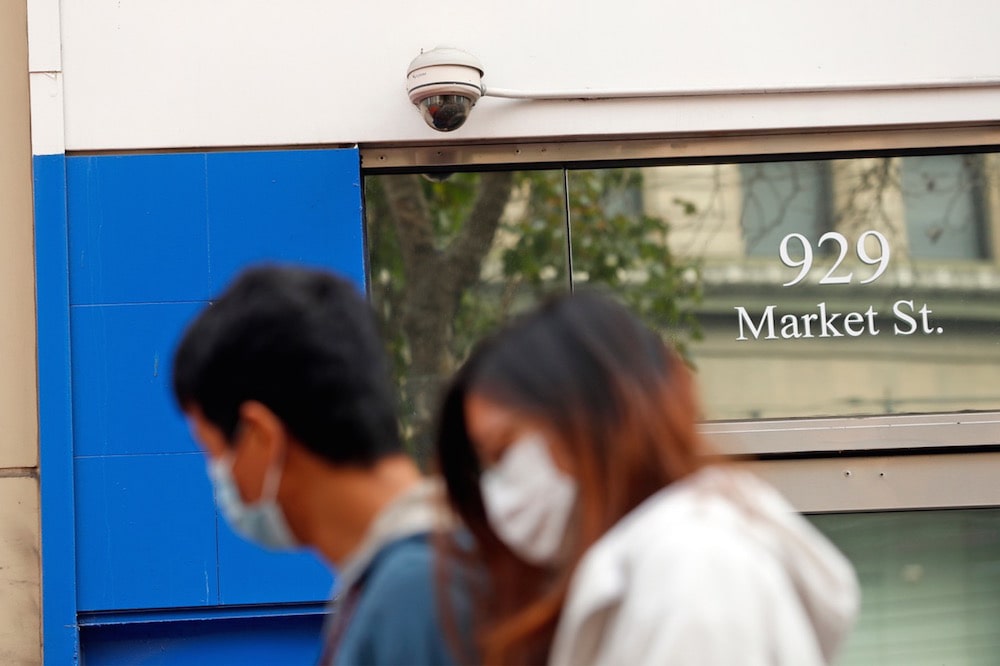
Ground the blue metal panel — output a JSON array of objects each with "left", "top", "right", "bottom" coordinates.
[
  {"left": 202, "top": 148, "right": 355, "bottom": 606},
  {"left": 75, "top": 453, "right": 218, "bottom": 611},
  {"left": 66, "top": 154, "right": 211, "bottom": 306},
  {"left": 205, "top": 148, "right": 365, "bottom": 292},
  {"left": 216, "top": 514, "right": 333, "bottom": 606},
  {"left": 46, "top": 147, "right": 366, "bottom": 661},
  {"left": 34, "top": 154, "right": 81, "bottom": 665},
  {"left": 80, "top": 613, "right": 324, "bottom": 665},
  {"left": 71, "top": 303, "right": 203, "bottom": 457}
]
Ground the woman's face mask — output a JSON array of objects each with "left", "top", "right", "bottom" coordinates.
[
  {"left": 479, "top": 432, "right": 578, "bottom": 565},
  {"left": 207, "top": 452, "right": 299, "bottom": 550}
]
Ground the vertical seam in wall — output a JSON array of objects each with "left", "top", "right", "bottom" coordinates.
[
  {"left": 203, "top": 154, "right": 212, "bottom": 294},
  {"left": 201, "top": 152, "right": 223, "bottom": 603}
]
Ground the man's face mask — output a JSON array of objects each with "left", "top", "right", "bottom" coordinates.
[
  {"left": 479, "top": 432, "right": 578, "bottom": 565},
  {"left": 206, "top": 446, "right": 299, "bottom": 551}
]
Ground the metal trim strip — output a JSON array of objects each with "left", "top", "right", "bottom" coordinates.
[
  {"left": 704, "top": 412, "right": 1000, "bottom": 457},
  {"left": 361, "top": 124, "right": 1000, "bottom": 171}
]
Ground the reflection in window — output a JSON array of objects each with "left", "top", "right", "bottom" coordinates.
[
  {"left": 365, "top": 150, "right": 1000, "bottom": 440},
  {"left": 566, "top": 168, "right": 704, "bottom": 357},
  {"left": 637, "top": 154, "right": 1000, "bottom": 420},
  {"left": 365, "top": 171, "right": 567, "bottom": 463},
  {"left": 739, "top": 161, "right": 832, "bottom": 257},
  {"left": 902, "top": 154, "right": 989, "bottom": 260},
  {"left": 811, "top": 510, "right": 1000, "bottom": 665}
]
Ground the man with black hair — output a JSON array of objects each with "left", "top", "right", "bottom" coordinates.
[{"left": 173, "top": 264, "right": 459, "bottom": 665}]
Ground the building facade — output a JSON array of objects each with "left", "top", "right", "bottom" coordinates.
[
  {"left": 0, "top": 1, "right": 41, "bottom": 663},
  {"left": 8, "top": 0, "right": 1000, "bottom": 663}
]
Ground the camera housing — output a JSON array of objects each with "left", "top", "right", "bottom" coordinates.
[{"left": 406, "top": 48, "right": 484, "bottom": 132}]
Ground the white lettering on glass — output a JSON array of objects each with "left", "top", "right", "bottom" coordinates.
[
  {"left": 735, "top": 231, "right": 943, "bottom": 341},
  {"left": 779, "top": 230, "right": 891, "bottom": 287},
  {"left": 892, "top": 301, "right": 941, "bottom": 336},
  {"left": 857, "top": 231, "right": 890, "bottom": 284},
  {"left": 817, "top": 232, "right": 853, "bottom": 285},
  {"left": 735, "top": 306, "right": 777, "bottom": 341},
  {"left": 779, "top": 233, "right": 813, "bottom": 287},
  {"left": 734, "top": 301, "right": 945, "bottom": 341},
  {"left": 734, "top": 303, "right": 883, "bottom": 341}
]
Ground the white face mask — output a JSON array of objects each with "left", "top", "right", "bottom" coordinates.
[
  {"left": 480, "top": 432, "right": 578, "bottom": 565},
  {"left": 207, "top": 453, "right": 299, "bottom": 550}
]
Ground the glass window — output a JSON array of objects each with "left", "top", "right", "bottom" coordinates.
[
  {"left": 810, "top": 510, "right": 1000, "bottom": 665},
  {"left": 901, "top": 154, "right": 989, "bottom": 260},
  {"left": 365, "top": 171, "right": 567, "bottom": 463},
  {"left": 739, "top": 160, "right": 832, "bottom": 257},
  {"left": 365, "top": 149, "right": 1000, "bottom": 454},
  {"left": 566, "top": 168, "right": 703, "bottom": 357},
  {"left": 570, "top": 156, "right": 1000, "bottom": 420}
]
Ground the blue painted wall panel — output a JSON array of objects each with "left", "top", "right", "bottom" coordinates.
[
  {"left": 67, "top": 154, "right": 211, "bottom": 306},
  {"left": 71, "top": 303, "right": 204, "bottom": 457},
  {"left": 216, "top": 515, "right": 333, "bottom": 606},
  {"left": 34, "top": 154, "right": 81, "bottom": 665},
  {"left": 205, "top": 149, "right": 350, "bottom": 606},
  {"left": 206, "top": 149, "right": 365, "bottom": 292},
  {"left": 81, "top": 614, "right": 324, "bottom": 665},
  {"left": 75, "top": 453, "right": 218, "bottom": 611},
  {"left": 48, "top": 147, "right": 364, "bottom": 661},
  {"left": 65, "top": 148, "right": 364, "bottom": 615}
]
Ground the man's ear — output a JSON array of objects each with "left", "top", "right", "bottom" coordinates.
[{"left": 237, "top": 400, "right": 288, "bottom": 466}]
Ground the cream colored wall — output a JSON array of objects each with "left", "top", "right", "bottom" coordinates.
[
  {"left": 0, "top": 0, "right": 41, "bottom": 663},
  {"left": 55, "top": 0, "right": 1000, "bottom": 149}
]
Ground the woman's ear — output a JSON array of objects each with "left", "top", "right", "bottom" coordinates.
[{"left": 237, "top": 400, "right": 288, "bottom": 466}]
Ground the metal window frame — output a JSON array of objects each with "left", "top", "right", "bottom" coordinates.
[
  {"left": 704, "top": 411, "right": 1000, "bottom": 457},
  {"left": 747, "top": 452, "right": 1000, "bottom": 513},
  {"left": 361, "top": 123, "right": 1000, "bottom": 172},
  {"left": 361, "top": 122, "right": 1000, "bottom": 513},
  {"left": 711, "top": 413, "right": 1000, "bottom": 512}
]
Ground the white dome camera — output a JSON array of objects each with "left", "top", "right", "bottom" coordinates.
[{"left": 406, "top": 47, "right": 484, "bottom": 132}]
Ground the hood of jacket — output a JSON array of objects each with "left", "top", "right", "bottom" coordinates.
[{"left": 551, "top": 465, "right": 860, "bottom": 665}]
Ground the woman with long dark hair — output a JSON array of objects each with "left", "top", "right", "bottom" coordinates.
[{"left": 435, "top": 290, "right": 858, "bottom": 665}]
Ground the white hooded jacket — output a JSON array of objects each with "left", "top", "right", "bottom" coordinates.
[{"left": 548, "top": 466, "right": 860, "bottom": 666}]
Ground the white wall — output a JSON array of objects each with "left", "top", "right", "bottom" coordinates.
[{"left": 57, "top": 0, "right": 1000, "bottom": 151}]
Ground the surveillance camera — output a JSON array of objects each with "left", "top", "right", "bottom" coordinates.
[{"left": 407, "top": 47, "right": 483, "bottom": 132}]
